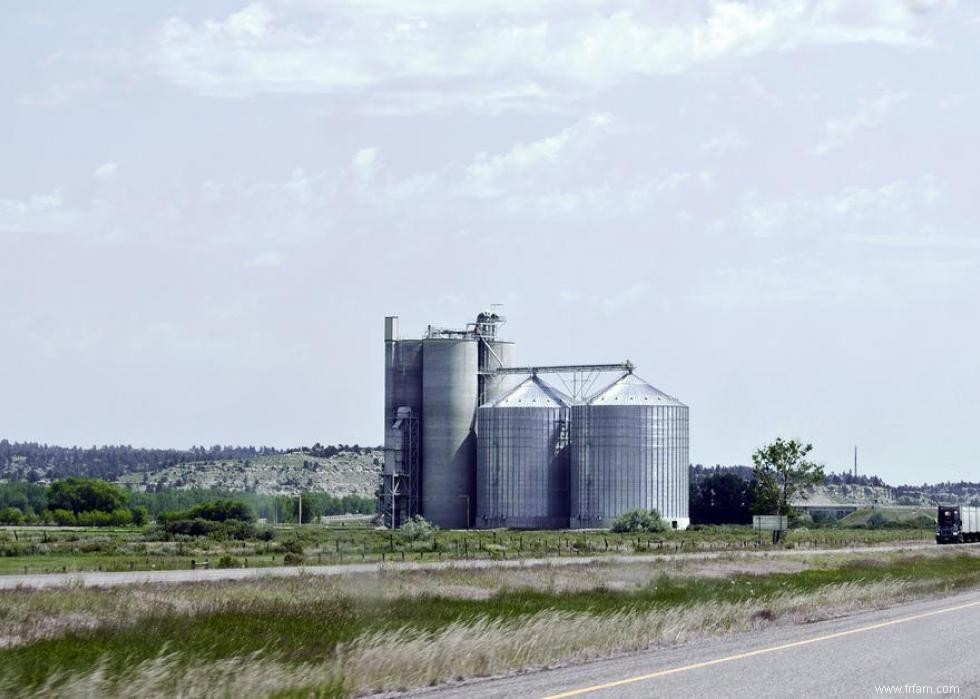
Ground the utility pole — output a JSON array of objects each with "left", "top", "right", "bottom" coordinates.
[
  {"left": 297, "top": 493, "right": 302, "bottom": 526},
  {"left": 854, "top": 446, "right": 858, "bottom": 478}
]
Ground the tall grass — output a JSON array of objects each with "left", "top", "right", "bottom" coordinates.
[{"left": 1, "top": 549, "right": 978, "bottom": 696}]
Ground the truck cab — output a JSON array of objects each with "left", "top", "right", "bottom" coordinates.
[{"left": 937, "top": 505, "right": 962, "bottom": 544}]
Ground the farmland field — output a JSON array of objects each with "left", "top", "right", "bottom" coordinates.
[
  {"left": 0, "top": 544, "right": 977, "bottom": 697},
  {"left": 0, "top": 523, "right": 935, "bottom": 576}
]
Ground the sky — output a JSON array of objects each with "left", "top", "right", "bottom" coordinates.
[{"left": 1, "top": 0, "right": 978, "bottom": 485}]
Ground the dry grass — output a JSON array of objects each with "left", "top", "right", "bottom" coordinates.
[
  {"left": 13, "top": 652, "right": 343, "bottom": 698},
  {"left": 339, "top": 579, "right": 919, "bottom": 695},
  {"left": 1, "top": 547, "right": 974, "bottom": 649},
  {"left": 0, "top": 579, "right": 930, "bottom": 698},
  {"left": 2, "top": 548, "right": 979, "bottom": 697}
]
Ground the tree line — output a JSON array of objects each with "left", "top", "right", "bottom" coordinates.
[
  {"left": 690, "top": 439, "right": 825, "bottom": 524},
  {"left": 0, "top": 477, "right": 147, "bottom": 526},
  {"left": 0, "top": 478, "right": 374, "bottom": 526}
]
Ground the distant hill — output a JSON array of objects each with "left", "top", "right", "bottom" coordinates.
[
  {"left": 116, "top": 450, "right": 383, "bottom": 497},
  {"left": 3, "top": 441, "right": 976, "bottom": 505},
  {"left": 0, "top": 440, "right": 382, "bottom": 498}
]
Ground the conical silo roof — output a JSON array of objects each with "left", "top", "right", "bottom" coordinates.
[
  {"left": 586, "top": 372, "right": 686, "bottom": 407},
  {"left": 488, "top": 375, "right": 571, "bottom": 408}
]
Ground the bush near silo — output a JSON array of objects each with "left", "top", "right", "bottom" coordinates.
[
  {"left": 611, "top": 509, "right": 667, "bottom": 533},
  {"left": 399, "top": 515, "right": 437, "bottom": 542}
]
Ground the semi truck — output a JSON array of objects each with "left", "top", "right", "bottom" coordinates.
[{"left": 936, "top": 505, "right": 980, "bottom": 544}]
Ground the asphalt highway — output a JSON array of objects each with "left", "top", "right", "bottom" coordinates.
[
  {"left": 417, "top": 588, "right": 980, "bottom": 698},
  {"left": 0, "top": 541, "right": 938, "bottom": 589}
]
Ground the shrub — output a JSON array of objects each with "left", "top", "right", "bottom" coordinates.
[
  {"left": 400, "top": 515, "right": 437, "bottom": 542},
  {"left": 283, "top": 552, "right": 304, "bottom": 566},
  {"left": 49, "top": 509, "right": 77, "bottom": 526},
  {"left": 217, "top": 555, "right": 241, "bottom": 569},
  {"left": 0, "top": 507, "right": 24, "bottom": 525},
  {"left": 611, "top": 509, "right": 667, "bottom": 533},
  {"left": 161, "top": 518, "right": 220, "bottom": 537},
  {"left": 909, "top": 514, "right": 937, "bottom": 529},
  {"left": 221, "top": 519, "right": 257, "bottom": 541},
  {"left": 77, "top": 538, "right": 116, "bottom": 554},
  {"left": 186, "top": 500, "right": 255, "bottom": 523},
  {"left": 159, "top": 518, "right": 256, "bottom": 539},
  {"left": 77, "top": 510, "right": 116, "bottom": 527},
  {"left": 279, "top": 538, "right": 304, "bottom": 556},
  {"left": 867, "top": 512, "right": 887, "bottom": 529},
  {"left": 158, "top": 499, "right": 255, "bottom": 525}
]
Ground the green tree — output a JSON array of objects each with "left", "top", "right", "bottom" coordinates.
[
  {"left": 0, "top": 481, "right": 47, "bottom": 516},
  {"left": 0, "top": 506, "right": 25, "bottom": 525},
  {"left": 751, "top": 438, "right": 824, "bottom": 517},
  {"left": 131, "top": 505, "right": 149, "bottom": 526},
  {"left": 47, "top": 477, "right": 129, "bottom": 516},
  {"left": 690, "top": 473, "right": 753, "bottom": 525}
]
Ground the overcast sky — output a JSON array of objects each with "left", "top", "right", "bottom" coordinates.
[{"left": 2, "top": 1, "right": 978, "bottom": 484}]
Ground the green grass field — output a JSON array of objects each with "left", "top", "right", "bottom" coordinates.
[
  {"left": 0, "top": 523, "right": 935, "bottom": 576},
  {"left": 837, "top": 506, "right": 936, "bottom": 527},
  {"left": 0, "top": 547, "right": 977, "bottom": 697}
]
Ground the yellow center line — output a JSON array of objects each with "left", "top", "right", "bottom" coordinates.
[{"left": 543, "top": 598, "right": 980, "bottom": 698}]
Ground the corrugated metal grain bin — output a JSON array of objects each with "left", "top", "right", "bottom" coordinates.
[
  {"left": 476, "top": 376, "right": 571, "bottom": 529},
  {"left": 570, "top": 373, "right": 689, "bottom": 530}
]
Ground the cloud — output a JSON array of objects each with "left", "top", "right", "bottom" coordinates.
[
  {"left": 694, "top": 258, "right": 891, "bottom": 306},
  {"left": 697, "top": 245, "right": 980, "bottom": 307},
  {"left": 94, "top": 162, "right": 119, "bottom": 179},
  {"left": 243, "top": 250, "right": 284, "bottom": 268},
  {"left": 187, "top": 114, "right": 687, "bottom": 232},
  {"left": 17, "top": 79, "right": 103, "bottom": 108},
  {"left": 0, "top": 191, "right": 80, "bottom": 235},
  {"left": 464, "top": 113, "right": 612, "bottom": 198},
  {"left": 491, "top": 173, "right": 693, "bottom": 220},
  {"left": 695, "top": 174, "right": 975, "bottom": 306},
  {"left": 602, "top": 281, "right": 650, "bottom": 312},
  {"left": 843, "top": 228, "right": 980, "bottom": 250},
  {"left": 813, "top": 90, "right": 909, "bottom": 154},
  {"left": 351, "top": 147, "right": 379, "bottom": 182},
  {"left": 700, "top": 130, "right": 748, "bottom": 156},
  {"left": 738, "top": 176, "right": 942, "bottom": 238},
  {"left": 196, "top": 168, "right": 337, "bottom": 246},
  {"left": 150, "top": 1, "right": 946, "bottom": 112}
]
